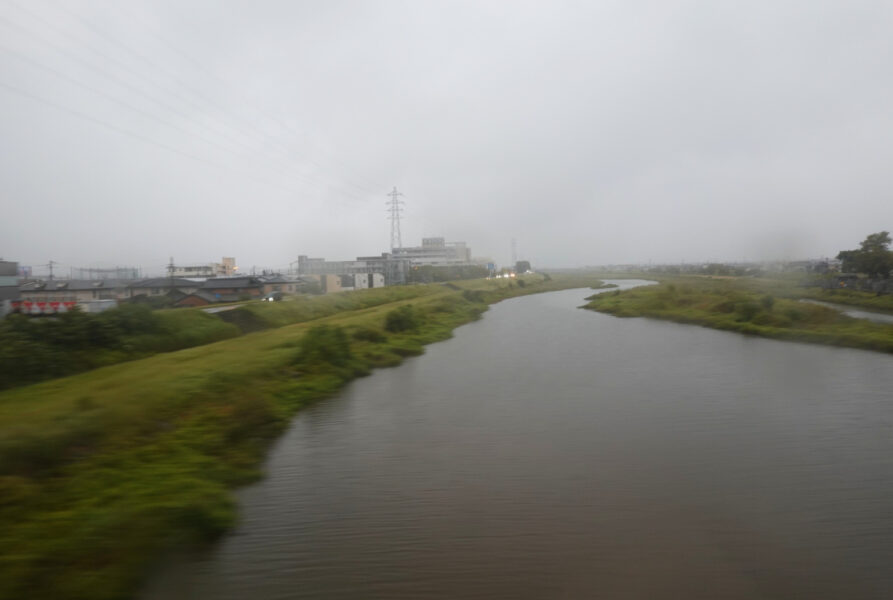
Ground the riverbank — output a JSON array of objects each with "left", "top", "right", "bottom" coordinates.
[
  {"left": 0, "top": 274, "right": 599, "bottom": 600},
  {"left": 588, "top": 270, "right": 893, "bottom": 314},
  {"left": 583, "top": 277, "right": 893, "bottom": 354},
  {"left": 0, "top": 284, "right": 455, "bottom": 391}
]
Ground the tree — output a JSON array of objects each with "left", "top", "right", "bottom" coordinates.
[{"left": 837, "top": 231, "right": 893, "bottom": 279}]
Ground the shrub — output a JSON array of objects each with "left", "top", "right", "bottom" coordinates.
[
  {"left": 734, "top": 301, "right": 762, "bottom": 322},
  {"left": 384, "top": 305, "right": 419, "bottom": 333},
  {"left": 351, "top": 326, "right": 386, "bottom": 343},
  {"left": 760, "top": 295, "right": 775, "bottom": 311},
  {"left": 462, "top": 290, "right": 486, "bottom": 303},
  {"left": 711, "top": 299, "right": 736, "bottom": 313},
  {"left": 784, "top": 307, "right": 806, "bottom": 322},
  {"left": 296, "top": 325, "right": 352, "bottom": 367}
]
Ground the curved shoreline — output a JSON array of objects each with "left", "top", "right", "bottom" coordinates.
[{"left": 583, "top": 279, "right": 893, "bottom": 355}]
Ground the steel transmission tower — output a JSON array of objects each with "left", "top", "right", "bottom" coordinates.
[{"left": 387, "top": 187, "right": 405, "bottom": 251}]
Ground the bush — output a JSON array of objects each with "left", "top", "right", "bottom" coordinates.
[
  {"left": 711, "top": 299, "right": 736, "bottom": 313},
  {"left": 351, "top": 326, "right": 386, "bottom": 343},
  {"left": 462, "top": 290, "right": 486, "bottom": 303},
  {"left": 296, "top": 325, "right": 352, "bottom": 367},
  {"left": 384, "top": 305, "right": 419, "bottom": 333},
  {"left": 784, "top": 307, "right": 806, "bottom": 322},
  {"left": 734, "top": 301, "right": 762, "bottom": 322},
  {"left": 760, "top": 295, "right": 775, "bottom": 311}
]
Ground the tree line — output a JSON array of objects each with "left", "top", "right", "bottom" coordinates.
[{"left": 837, "top": 231, "right": 893, "bottom": 279}]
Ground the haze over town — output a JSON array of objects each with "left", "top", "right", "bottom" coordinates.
[{"left": 2, "top": 0, "right": 892, "bottom": 274}]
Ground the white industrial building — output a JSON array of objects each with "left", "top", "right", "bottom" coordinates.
[{"left": 392, "top": 237, "right": 472, "bottom": 266}]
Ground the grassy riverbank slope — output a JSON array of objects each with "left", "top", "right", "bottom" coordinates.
[
  {"left": 584, "top": 278, "right": 893, "bottom": 353},
  {"left": 0, "top": 285, "right": 466, "bottom": 391},
  {"left": 588, "top": 270, "right": 893, "bottom": 314},
  {"left": 0, "top": 274, "right": 597, "bottom": 600}
]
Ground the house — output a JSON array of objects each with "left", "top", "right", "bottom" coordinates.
[
  {"left": 257, "top": 274, "right": 314, "bottom": 296},
  {"left": 174, "top": 277, "right": 263, "bottom": 307},
  {"left": 127, "top": 277, "right": 200, "bottom": 299}
]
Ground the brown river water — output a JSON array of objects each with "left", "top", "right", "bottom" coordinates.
[{"left": 141, "top": 281, "right": 893, "bottom": 599}]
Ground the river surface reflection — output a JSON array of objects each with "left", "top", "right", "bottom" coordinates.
[{"left": 142, "top": 281, "right": 893, "bottom": 599}]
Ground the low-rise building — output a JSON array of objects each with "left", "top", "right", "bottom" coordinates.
[
  {"left": 257, "top": 275, "right": 314, "bottom": 296},
  {"left": 392, "top": 237, "right": 472, "bottom": 267},
  {"left": 297, "top": 253, "right": 410, "bottom": 285},
  {"left": 174, "top": 277, "right": 263, "bottom": 307},
  {"left": 1, "top": 260, "right": 20, "bottom": 317},
  {"left": 127, "top": 277, "right": 200, "bottom": 299},
  {"left": 318, "top": 274, "right": 344, "bottom": 294},
  {"left": 17, "top": 279, "right": 131, "bottom": 313},
  {"left": 353, "top": 273, "right": 385, "bottom": 289},
  {"left": 172, "top": 257, "right": 237, "bottom": 278}
]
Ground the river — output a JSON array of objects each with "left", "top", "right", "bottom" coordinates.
[{"left": 141, "top": 280, "right": 893, "bottom": 599}]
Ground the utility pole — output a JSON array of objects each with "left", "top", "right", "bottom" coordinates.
[
  {"left": 168, "top": 257, "right": 175, "bottom": 293},
  {"left": 386, "top": 186, "right": 404, "bottom": 252},
  {"left": 48, "top": 260, "right": 56, "bottom": 280}
]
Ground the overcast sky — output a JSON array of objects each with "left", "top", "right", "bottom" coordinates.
[{"left": 2, "top": 0, "right": 892, "bottom": 275}]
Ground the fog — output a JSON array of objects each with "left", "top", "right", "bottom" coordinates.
[{"left": 2, "top": 0, "right": 892, "bottom": 273}]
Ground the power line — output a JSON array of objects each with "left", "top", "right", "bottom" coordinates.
[
  {"left": 4, "top": 4, "right": 376, "bottom": 202},
  {"left": 0, "top": 40, "right": 246, "bottom": 157},
  {"left": 110, "top": 1, "right": 388, "bottom": 195},
  {"left": 9, "top": 0, "right": 302, "bottom": 171},
  {"left": 0, "top": 79, "right": 313, "bottom": 198},
  {"left": 0, "top": 14, "right": 364, "bottom": 200}
]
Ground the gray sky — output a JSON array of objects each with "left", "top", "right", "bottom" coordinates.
[{"left": 2, "top": 0, "right": 892, "bottom": 275}]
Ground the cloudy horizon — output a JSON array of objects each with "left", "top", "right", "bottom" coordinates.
[{"left": 2, "top": 0, "right": 892, "bottom": 276}]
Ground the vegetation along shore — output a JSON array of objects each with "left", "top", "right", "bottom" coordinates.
[
  {"left": 584, "top": 275, "right": 893, "bottom": 354},
  {"left": 0, "top": 273, "right": 598, "bottom": 600}
]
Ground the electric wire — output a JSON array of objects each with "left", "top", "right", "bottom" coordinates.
[{"left": 0, "top": 12, "right": 370, "bottom": 201}]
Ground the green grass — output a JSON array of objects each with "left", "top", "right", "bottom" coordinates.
[
  {"left": 587, "top": 270, "right": 893, "bottom": 315},
  {"left": 788, "top": 287, "right": 893, "bottom": 314},
  {"left": 584, "top": 278, "right": 893, "bottom": 353},
  {"left": 0, "top": 273, "right": 598, "bottom": 600},
  {"left": 127, "top": 309, "right": 241, "bottom": 352}
]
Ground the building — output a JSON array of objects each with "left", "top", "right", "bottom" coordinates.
[
  {"left": 392, "top": 237, "right": 472, "bottom": 267},
  {"left": 0, "top": 260, "right": 20, "bottom": 317},
  {"left": 174, "top": 277, "right": 264, "bottom": 307},
  {"left": 257, "top": 274, "right": 313, "bottom": 296},
  {"left": 70, "top": 266, "right": 141, "bottom": 280},
  {"left": 353, "top": 273, "right": 385, "bottom": 289},
  {"left": 297, "top": 253, "right": 408, "bottom": 285},
  {"left": 127, "top": 278, "right": 200, "bottom": 299},
  {"left": 172, "top": 257, "right": 236, "bottom": 278},
  {"left": 18, "top": 279, "right": 132, "bottom": 313}
]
